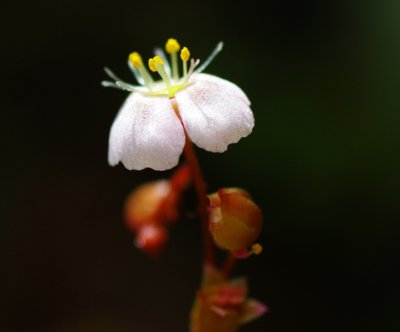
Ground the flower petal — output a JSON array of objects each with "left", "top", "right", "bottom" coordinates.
[
  {"left": 174, "top": 73, "right": 254, "bottom": 153},
  {"left": 108, "top": 93, "right": 185, "bottom": 171}
]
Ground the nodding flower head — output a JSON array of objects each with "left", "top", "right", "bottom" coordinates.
[{"left": 103, "top": 38, "right": 255, "bottom": 171}]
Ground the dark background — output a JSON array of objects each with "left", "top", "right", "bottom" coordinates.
[{"left": 1, "top": 0, "right": 399, "bottom": 331}]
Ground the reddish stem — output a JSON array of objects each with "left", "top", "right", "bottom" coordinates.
[
  {"left": 222, "top": 253, "right": 237, "bottom": 278},
  {"left": 183, "top": 137, "right": 215, "bottom": 265},
  {"left": 171, "top": 100, "right": 215, "bottom": 266}
]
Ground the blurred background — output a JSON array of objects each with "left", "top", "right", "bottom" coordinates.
[{"left": 1, "top": 0, "right": 399, "bottom": 331}]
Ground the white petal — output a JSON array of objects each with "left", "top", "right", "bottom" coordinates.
[
  {"left": 108, "top": 93, "right": 185, "bottom": 171},
  {"left": 174, "top": 73, "right": 254, "bottom": 153}
]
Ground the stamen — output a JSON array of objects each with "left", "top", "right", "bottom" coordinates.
[
  {"left": 103, "top": 67, "right": 141, "bottom": 91},
  {"left": 165, "top": 38, "right": 181, "bottom": 54},
  {"left": 148, "top": 56, "right": 163, "bottom": 72},
  {"left": 101, "top": 81, "right": 120, "bottom": 89},
  {"left": 104, "top": 67, "right": 126, "bottom": 83},
  {"left": 148, "top": 56, "right": 172, "bottom": 94},
  {"left": 101, "top": 80, "right": 138, "bottom": 92},
  {"left": 127, "top": 61, "right": 145, "bottom": 85},
  {"left": 153, "top": 47, "right": 171, "bottom": 76},
  {"left": 180, "top": 47, "right": 190, "bottom": 62},
  {"left": 195, "top": 41, "right": 224, "bottom": 73},
  {"left": 128, "top": 52, "right": 154, "bottom": 90},
  {"left": 180, "top": 47, "right": 190, "bottom": 80},
  {"left": 115, "top": 80, "right": 140, "bottom": 91},
  {"left": 129, "top": 52, "right": 143, "bottom": 69},
  {"left": 165, "top": 38, "right": 181, "bottom": 82},
  {"left": 185, "top": 58, "right": 200, "bottom": 83}
]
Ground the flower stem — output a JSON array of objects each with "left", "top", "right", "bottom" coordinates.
[
  {"left": 183, "top": 137, "right": 215, "bottom": 266},
  {"left": 222, "top": 253, "right": 237, "bottom": 278},
  {"left": 171, "top": 100, "right": 215, "bottom": 266}
]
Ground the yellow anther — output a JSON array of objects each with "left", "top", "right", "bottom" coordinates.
[
  {"left": 165, "top": 38, "right": 181, "bottom": 54},
  {"left": 251, "top": 243, "right": 263, "bottom": 255},
  {"left": 180, "top": 47, "right": 190, "bottom": 62},
  {"left": 153, "top": 55, "right": 164, "bottom": 65},
  {"left": 128, "top": 52, "right": 143, "bottom": 69},
  {"left": 148, "top": 58, "right": 157, "bottom": 72},
  {"left": 148, "top": 55, "right": 164, "bottom": 72}
]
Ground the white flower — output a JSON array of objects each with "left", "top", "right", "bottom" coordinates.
[{"left": 103, "top": 39, "right": 254, "bottom": 171}]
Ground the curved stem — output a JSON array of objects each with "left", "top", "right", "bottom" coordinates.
[{"left": 171, "top": 100, "right": 215, "bottom": 266}]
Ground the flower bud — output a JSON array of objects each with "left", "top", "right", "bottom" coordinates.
[
  {"left": 190, "top": 264, "right": 267, "bottom": 332},
  {"left": 123, "top": 164, "right": 191, "bottom": 256},
  {"left": 124, "top": 180, "right": 172, "bottom": 232},
  {"left": 208, "top": 188, "right": 263, "bottom": 255},
  {"left": 134, "top": 224, "right": 168, "bottom": 257}
]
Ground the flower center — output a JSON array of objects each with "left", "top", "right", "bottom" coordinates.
[
  {"left": 102, "top": 39, "right": 223, "bottom": 97},
  {"left": 130, "top": 38, "right": 199, "bottom": 98}
]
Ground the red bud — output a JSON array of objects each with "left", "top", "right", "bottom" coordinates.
[
  {"left": 123, "top": 164, "right": 191, "bottom": 256},
  {"left": 134, "top": 224, "right": 168, "bottom": 257},
  {"left": 208, "top": 188, "right": 263, "bottom": 253}
]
